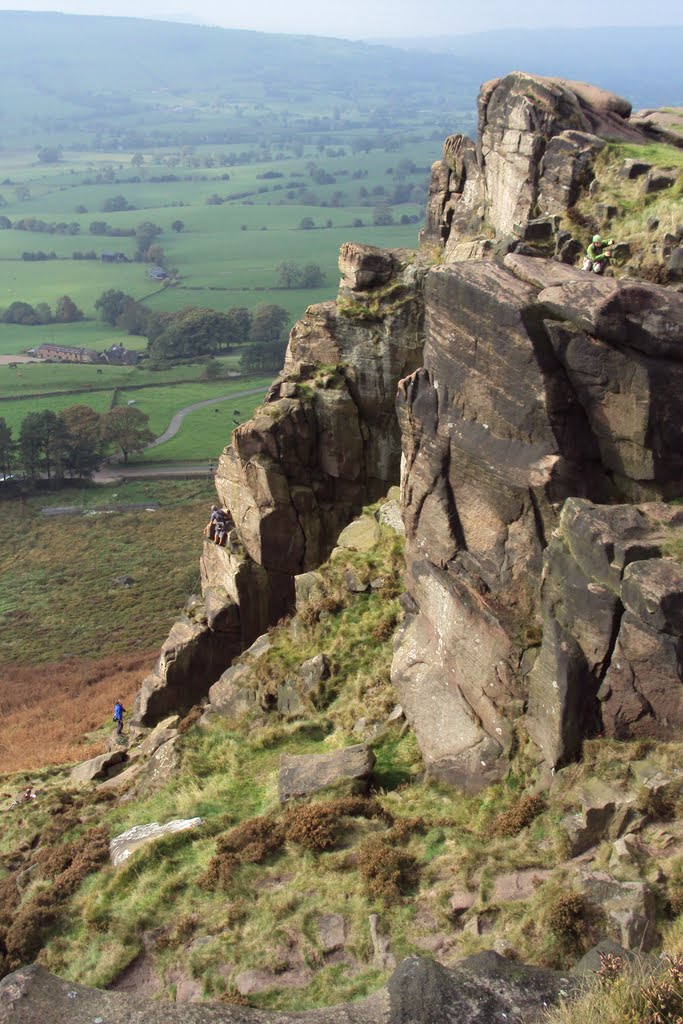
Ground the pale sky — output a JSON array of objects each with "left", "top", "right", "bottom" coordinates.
[{"left": 2, "top": 0, "right": 681, "bottom": 37}]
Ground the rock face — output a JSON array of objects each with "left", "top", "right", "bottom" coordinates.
[
  {"left": 216, "top": 245, "right": 426, "bottom": 581},
  {"left": 392, "top": 255, "right": 683, "bottom": 787},
  {"left": 421, "top": 72, "right": 673, "bottom": 271},
  {"left": 0, "top": 954, "right": 571, "bottom": 1023}
]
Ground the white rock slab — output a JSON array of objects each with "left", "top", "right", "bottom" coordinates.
[{"left": 109, "top": 818, "right": 203, "bottom": 867}]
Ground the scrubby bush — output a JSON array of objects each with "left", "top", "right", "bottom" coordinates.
[
  {"left": 357, "top": 835, "right": 416, "bottom": 905},
  {"left": 492, "top": 794, "right": 545, "bottom": 837},
  {"left": 547, "top": 891, "right": 586, "bottom": 950}
]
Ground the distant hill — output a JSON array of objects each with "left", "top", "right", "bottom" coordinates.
[
  {"left": 371, "top": 26, "right": 683, "bottom": 110},
  {"left": 0, "top": 12, "right": 482, "bottom": 147}
]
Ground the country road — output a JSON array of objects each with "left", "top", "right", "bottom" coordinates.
[{"left": 93, "top": 385, "right": 267, "bottom": 482}]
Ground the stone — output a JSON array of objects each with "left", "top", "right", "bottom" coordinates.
[
  {"left": 369, "top": 914, "right": 395, "bottom": 971},
  {"left": 618, "top": 159, "right": 651, "bottom": 179},
  {"left": 70, "top": 751, "right": 126, "bottom": 783},
  {"left": 609, "top": 834, "right": 640, "bottom": 869},
  {"left": 109, "top": 818, "right": 203, "bottom": 867},
  {"left": 337, "top": 517, "right": 381, "bottom": 553},
  {"left": 209, "top": 662, "right": 258, "bottom": 722},
  {"left": 140, "top": 737, "right": 181, "bottom": 794},
  {"left": 278, "top": 744, "right": 375, "bottom": 803},
  {"left": 573, "top": 939, "right": 641, "bottom": 977},
  {"left": 317, "top": 913, "right": 345, "bottom": 953},
  {"left": 294, "top": 570, "right": 325, "bottom": 607},
  {"left": 579, "top": 872, "right": 659, "bottom": 951},
  {"left": 377, "top": 498, "right": 404, "bottom": 534},
  {"left": 97, "top": 762, "right": 144, "bottom": 794},
  {"left": 298, "top": 654, "right": 330, "bottom": 701},
  {"left": 492, "top": 869, "right": 552, "bottom": 902},
  {"left": 643, "top": 168, "right": 678, "bottom": 194},
  {"left": 620, "top": 559, "right": 683, "bottom": 635},
  {"left": 234, "top": 968, "right": 312, "bottom": 996},
  {"left": 344, "top": 569, "right": 370, "bottom": 593},
  {"left": 449, "top": 890, "right": 476, "bottom": 918},
  {"left": 136, "top": 717, "right": 180, "bottom": 759}
]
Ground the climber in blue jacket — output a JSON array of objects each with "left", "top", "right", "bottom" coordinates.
[{"left": 113, "top": 699, "right": 126, "bottom": 736}]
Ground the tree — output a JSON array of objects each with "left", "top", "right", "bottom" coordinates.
[
  {"left": 101, "top": 195, "right": 133, "bottom": 213},
  {"left": 146, "top": 243, "right": 166, "bottom": 267},
  {"left": 298, "top": 217, "right": 315, "bottom": 230},
  {"left": 223, "top": 307, "right": 252, "bottom": 348},
  {"left": 54, "top": 295, "right": 84, "bottom": 323},
  {"left": 373, "top": 204, "right": 394, "bottom": 226},
  {"left": 0, "top": 417, "right": 15, "bottom": 480},
  {"left": 95, "top": 289, "right": 134, "bottom": 326},
  {"left": 240, "top": 338, "right": 287, "bottom": 373},
  {"left": 59, "top": 405, "right": 102, "bottom": 478},
  {"left": 275, "top": 259, "right": 301, "bottom": 288},
  {"left": 250, "top": 304, "right": 290, "bottom": 344},
  {"left": 171, "top": 219, "right": 185, "bottom": 233},
  {"left": 117, "top": 299, "right": 150, "bottom": 336},
  {"left": 34, "top": 302, "right": 52, "bottom": 325},
  {"left": 202, "top": 358, "right": 222, "bottom": 381},
  {"left": 3, "top": 301, "right": 38, "bottom": 325},
  {"left": 131, "top": 153, "right": 144, "bottom": 167},
  {"left": 19, "top": 410, "right": 69, "bottom": 482},
  {"left": 147, "top": 306, "right": 236, "bottom": 362},
  {"left": 135, "top": 221, "right": 162, "bottom": 261},
  {"left": 100, "top": 406, "right": 154, "bottom": 463},
  {"left": 37, "top": 144, "right": 62, "bottom": 164}
]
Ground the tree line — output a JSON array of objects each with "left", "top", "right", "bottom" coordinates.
[{"left": 0, "top": 404, "right": 155, "bottom": 484}]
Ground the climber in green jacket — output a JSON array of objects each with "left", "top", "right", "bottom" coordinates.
[{"left": 583, "top": 234, "right": 614, "bottom": 274}]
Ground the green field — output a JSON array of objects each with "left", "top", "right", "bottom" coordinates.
[{"left": 0, "top": 16, "right": 443, "bottom": 468}]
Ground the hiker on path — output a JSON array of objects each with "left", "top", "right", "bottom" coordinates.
[{"left": 113, "top": 699, "right": 126, "bottom": 736}]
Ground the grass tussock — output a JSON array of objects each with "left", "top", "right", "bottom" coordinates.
[
  {"left": 544, "top": 951, "right": 683, "bottom": 1024},
  {"left": 568, "top": 141, "right": 683, "bottom": 282}
]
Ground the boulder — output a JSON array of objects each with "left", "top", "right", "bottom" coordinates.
[
  {"left": 579, "top": 872, "right": 659, "bottom": 951},
  {"left": 109, "top": 818, "right": 203, "bottom": 867},
  {"left": 234, "top": 968, "right": 312, "bottom": 996},
  {"left": 337, "top": 517, "right": 381, "bottom": 553},
  {"left": 278, "top": 744, "right": 375, "bottom": 803},
  {"left": 338, "top": 242, "right": 394, "bottom": 291},
  {"left": 643, "top": 168, "right": 678, "bottom": 194},
  {"left": 70, "top": 750, "right": 126, "bottom": 783},
  {"left": 317, "top": 913, "right": 346, "bottom": 953}
]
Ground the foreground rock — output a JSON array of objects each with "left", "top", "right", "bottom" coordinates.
[
  {"left": 0, "top": 954, "right": 572, "bottom": 1023},
  {"left": 109, "top": 818, "right": 204, "bottom": 867},
  {"left": 278, "top": 744, "right": 376, "bottom": 802}
]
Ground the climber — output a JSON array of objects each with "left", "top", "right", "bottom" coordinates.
[
  {"left": 582, "top": 234, "right": 614, "bottom": 274},
  {"left": 113, "top": 699, "right": 126, "bottom": 736},
  {"left": 205, "top": 504, "right": 221, "bottom": 541},
  {"left": 213, "top": 507, "right": 233, "bottom": 546}
]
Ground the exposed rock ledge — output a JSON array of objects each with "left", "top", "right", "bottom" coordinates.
[{"left": 0, "top": 954, "right": 571, "bottom": 1023}]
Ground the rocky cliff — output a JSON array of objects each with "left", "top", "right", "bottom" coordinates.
[{"left": 135, "top": 72, "right": 683, "bottom": 797}]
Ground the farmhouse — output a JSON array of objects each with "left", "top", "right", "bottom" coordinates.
[
  {"left": 104, "top": 343, "right": 138, "bottom": 366},
  {"left": 101, "top": 251, "right": 129, "bottom": 263},
  {"left": 147, "top": 265, "right": 168, "bottom": 280},
  {"left": 35, "top": 343, "right": 100, "bottom": 363}
]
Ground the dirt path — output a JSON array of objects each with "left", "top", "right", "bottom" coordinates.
[
  {"left": 93, "top": 384, "right": 266, "bottom": 482},
  {"left": 145, "top": 385, "right": 266, "bottom": 449}
]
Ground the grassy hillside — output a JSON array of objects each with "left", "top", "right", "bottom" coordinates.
[{"left": 2, "top": 509, "right": 683, "bottom": 1014}]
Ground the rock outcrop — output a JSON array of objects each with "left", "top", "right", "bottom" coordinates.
[
  {"left": 136, "top": 73, "right": 683, "bottom": 791},
  {"left": 0, "top": 954, "right": 572, "bottom": 1023},
  {"left": 392, "top": 256, "right": 683, "bottom": 787}
]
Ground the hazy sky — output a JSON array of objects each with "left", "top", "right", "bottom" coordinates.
[{"left": 3, "top": 0, "right": 682, "bottom": 37}]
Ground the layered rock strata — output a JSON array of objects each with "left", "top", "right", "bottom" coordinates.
[
  {"left": 135, "top": 245, "right": 426, "bottom": 725},
  {"left": 392, "top": 256, "right": 683, "bottom": 788}
]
